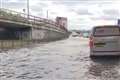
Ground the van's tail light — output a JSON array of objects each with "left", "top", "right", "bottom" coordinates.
[{"left": 89, "top": 36, "right": 93, "bottom": 48}]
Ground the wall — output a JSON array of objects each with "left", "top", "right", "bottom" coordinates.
[
  {"left": 31, "top": 27, "right": 68, "bottom": 41},
  {"left": 0, "top": 20, "right": 69, "bottom": 43}
]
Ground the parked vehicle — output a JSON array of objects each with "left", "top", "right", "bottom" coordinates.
[{"left": 89, "top": 25, "right": 120, "bottom": 57}]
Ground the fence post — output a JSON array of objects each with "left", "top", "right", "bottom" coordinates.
[
  {"left": 0, "top": 40, "right": 3, "bottom": 50},
  {"left": 12, "top": 40, "right": 14, "bottom": 48}
]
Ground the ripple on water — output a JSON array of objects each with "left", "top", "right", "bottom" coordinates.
[
  {"left": 0, "top": 71, "right": 15, "bottom": 79},
  {"left": 16, "top": 64, "right": 29, "bottom": 68},
  {"left": 16, "top": 73, "right": 44, "bottom": 79},
  {"left": 87, "top": 57, "right": 120, "bottom": 80}
]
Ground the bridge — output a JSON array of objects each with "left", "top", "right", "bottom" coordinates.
[{"left": 0, "top": 8, "right": 69, "bottom": 49}]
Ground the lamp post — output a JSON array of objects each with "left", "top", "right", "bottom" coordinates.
[
  {"left": 27, "top": 0, "right": 29, "bottom": 19},
  {"left": 23, "top": 9, "right": 26, "bottom": 18},
  {"left": 47, "top": 10, "right": 48, "bottom": 18}
]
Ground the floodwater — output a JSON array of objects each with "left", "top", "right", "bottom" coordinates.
[{"left": 0, "top": 37, "right": 120, "bottom": 80}]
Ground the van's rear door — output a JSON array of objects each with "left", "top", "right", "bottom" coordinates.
[{"left": 93, "top": 27, "right": 120, "bottom": 52}]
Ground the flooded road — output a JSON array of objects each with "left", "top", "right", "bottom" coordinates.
[{"left": 1, "top": 37, "right": 120, "bottom": 80}]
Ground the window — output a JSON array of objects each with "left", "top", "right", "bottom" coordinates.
[{"left": 94, "top": 27, "right": 120, "bottom": 36}]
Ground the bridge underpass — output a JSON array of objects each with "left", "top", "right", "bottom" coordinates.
[
  {"left": 0, "top": 8, "right": 69, "bottom": 49},
  {"left": 0, "top": 21, "right": 32, "bottom": 49},
  {"left": 0, "top": 21, "right": 31, "bottom": 40},
  {"left": 0, "top": 20, "right": 68, "bottom": 49}
]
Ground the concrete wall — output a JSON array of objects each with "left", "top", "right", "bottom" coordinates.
[
  {"left": 14, "top": 28, "right": 31, "bottom": 40},
  {"left": 0, "top": 20, "right": 69, "bottom": 42},
  {"left": 31, "top": 28, "right": 46, "bottom": 40},
  {"left": 31, "top": 27, "right": 68, "bottom": 41}
]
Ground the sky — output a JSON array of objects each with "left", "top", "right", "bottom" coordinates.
[{"left": 0, "top": 0, "right": 120, "bottom": 30}]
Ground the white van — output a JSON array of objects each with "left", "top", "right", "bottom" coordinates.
[{"left": 89, "top": 25, "right": 120, "bottom": 57}]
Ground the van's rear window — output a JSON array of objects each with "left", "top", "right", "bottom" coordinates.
[{"left": 94, "top": 27, "right": 120, "bottom": 36}]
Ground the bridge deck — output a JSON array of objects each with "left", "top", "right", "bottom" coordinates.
[{"left": 0, "top": 8, "right": 67, "bottom": 32}]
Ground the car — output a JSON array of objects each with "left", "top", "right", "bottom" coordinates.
[
  {"left": 89, "top": 25, "right": 120, "bottom": 57},
  {"left": 72, "top": 34, "right": 79, "bottom": 37},
  {"left": 83, "top": 33, "right": 90, "bottom": 38}
]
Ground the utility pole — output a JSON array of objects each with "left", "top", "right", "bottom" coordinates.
[
  {"left": 27, "top": 0, "right": 29, "bottom": 19},
  {"left": 23, "top": 9, "right": 26, "bottom": 18},
  {"left": 47, "top": 10, "right": 48, "bottom": 18}
]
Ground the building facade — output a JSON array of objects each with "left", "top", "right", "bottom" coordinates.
[{"left": 56, "top": 17, "right": 67, "bottom": 29}]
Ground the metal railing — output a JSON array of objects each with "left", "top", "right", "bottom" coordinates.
[{"left": 0, "top": 8, "right": 67, "bottom": 31}]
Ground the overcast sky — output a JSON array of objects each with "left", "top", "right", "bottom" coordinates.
[{"left": 1, "top": 0, "right": 120, "bottom": 30}]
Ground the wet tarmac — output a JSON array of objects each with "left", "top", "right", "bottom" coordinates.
[{"left": 1, "top": 37, "right": 120, "bottom": 80}]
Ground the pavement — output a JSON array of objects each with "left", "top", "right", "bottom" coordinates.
[{"left": 1, "top": 37, "right": 120, "bottom": 80}]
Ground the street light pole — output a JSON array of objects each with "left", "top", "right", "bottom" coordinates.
[
  {"left": 47, "top": 10, "right": 48, "bottom": 18},
  {"left": 27, "top": 0, "right": 29, "bottom": 19}
]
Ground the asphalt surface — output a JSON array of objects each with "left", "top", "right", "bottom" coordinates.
[{"left": 1, "top": 37, "right": 120, "bottom": 80}]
